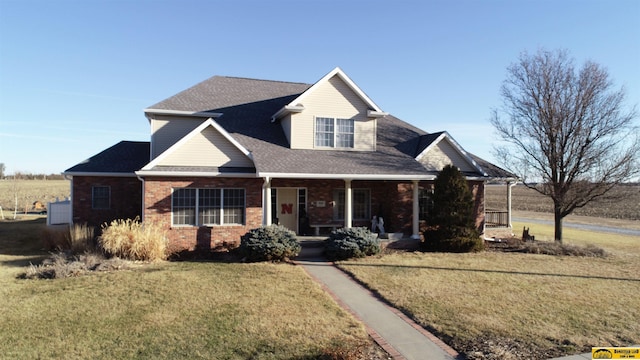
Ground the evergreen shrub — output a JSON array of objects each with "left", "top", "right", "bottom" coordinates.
[
  {"left": 324, "top": 227, "right": 380, "bottom": 260},
  {"left": 422, "top": 165, "right": 484, "bottom": 252},
  {"left": 238, "top": 225, "right": 301, "bottom": 262}
]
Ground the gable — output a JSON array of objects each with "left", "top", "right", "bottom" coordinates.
[
  {"left": 143, "top": 119, "right": 254, "bottom": 171},
  {"left": 284, "top": 74, "right": 377, "bottom": 150},
  {"left": 417, "top": 135, "right": 482, "bottom": 174},
  {"left": 159, "top": 126, "right": 253, "bottom": 167}
]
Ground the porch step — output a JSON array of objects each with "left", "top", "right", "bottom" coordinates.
[{"left": 297, "top": 238, "right": 327, "bottom": 259}]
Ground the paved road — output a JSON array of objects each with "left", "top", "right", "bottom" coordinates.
[{"left": 512, "top": 217, "right": 640, "bottom": 237}]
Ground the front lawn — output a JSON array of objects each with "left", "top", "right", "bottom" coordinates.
[
  {"left": 337, "top": 223, "right": 640, "bottom": 359},
  {"left": 0, "top": 218, "right": 374, "bottom": 359}
]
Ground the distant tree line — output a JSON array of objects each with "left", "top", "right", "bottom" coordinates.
[{"left": 0, "top": 164, "right": 65, "bottom": 180}]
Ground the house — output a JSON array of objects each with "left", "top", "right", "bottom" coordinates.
[{"left": 63, "top": 67, "right": 515, "bottom": 252}]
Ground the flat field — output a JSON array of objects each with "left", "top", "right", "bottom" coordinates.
[
  {"left": 0, "top": 217, "right": 380, "bottom": 359},
  {"left": 0, "top": 179, "right": 70, "bottom": 212},
  {"left": 486, "top": 183, "right": 640, "bottom": 220}
]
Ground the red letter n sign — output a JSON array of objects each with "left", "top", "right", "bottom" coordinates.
[{"left": 281, "top": 203, "right": 293, "bottom": 214}]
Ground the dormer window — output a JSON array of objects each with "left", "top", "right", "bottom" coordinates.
[{"left": 315, "top": 117, "right": 354, "bottom": 148}]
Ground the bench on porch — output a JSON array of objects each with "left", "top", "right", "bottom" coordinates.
[{"left": 309, "top": 224, "right": 340, "bottom": 236}]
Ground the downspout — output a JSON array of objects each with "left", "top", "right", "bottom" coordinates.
[
  {"left": 136, "top": 175, "right": 145, "bottom": 222},
  {"left": 64, "top": 174, "right": 73, "bottom": 225}
]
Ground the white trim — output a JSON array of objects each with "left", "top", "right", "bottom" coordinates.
[
  {"left": 144, "top": 109, "right": 223, "bottom": 118},
  {"left": 62, "top": 172, "right": 138, "bottom": 177},
  {"left": 271, "top": 105, "right": 305, "bottom": 122},
  {"left": 258, "top": 172, "right": 437, "bottom": 181},
  {"left": 141, "top": 118, "right": 253, "bottom": 171},
  {"left": 415, "top": 131, "right": 488, "bottom": 176},
  {"left": 135, "top": 170, "right": 257, "bottom": 178},
  {"left": 367, "top": 110, "right": 388, "bottom": 118},
  {"left": 271, "top": 67, "right": 383, "bottom": 121}
]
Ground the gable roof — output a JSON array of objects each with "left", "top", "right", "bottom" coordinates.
[
  {"left": 63, "top": 141, "right": 150, "bottom": 176},
  {"left": 271, "top": 67, "right": 385, "bottom": 121},
  {"left": 413, "top": 131, "right": 487, "bottom": 176},
  {"left": 138, "top": 118, "right": 256, "bottom": 176},
  {"left": 67, "top": 69, "right": 515, "bottom": 181}
]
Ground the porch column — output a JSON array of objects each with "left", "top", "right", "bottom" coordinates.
[
  {"left": 344, "top": 179, "right": 352, "bottom": 228},
  {"left": 412, "top": 180, "right": 420, "bottom": 240},
  {"left": 507, "top": 180, "right": 515, "bottom": 229},
  {"left": 263, "top": 177, "right": 272, "bottom": 226}
]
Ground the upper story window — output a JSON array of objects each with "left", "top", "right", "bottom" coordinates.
[{"left": 315, "top": 117, "right": 354, "bottom": 148}]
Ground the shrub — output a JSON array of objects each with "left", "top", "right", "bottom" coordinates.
[
  {"left": 21, "top": 252, "right": 131, "bottom": 279},
  {"left": 324, "top": 227, "right": 381, "bottom": 261},
  {"left": 238, "top": 225, "right": 301, "bottom": 262},
  {"left": 99, "top": 218, "right": 167, "bottom": 261},
  {"left": 520, "top": 241, "right": 606, "bottom": 257},
  {"left": 42, "top": 223, "right": 96, "bottom": 253},
  {"left": 422, "top": 165, "right": 483, "bottom": 253},
  {"left": 423, "top": 228, "right": 485, "bottom": 252}
]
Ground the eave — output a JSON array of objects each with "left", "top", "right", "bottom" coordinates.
[
  {"left": 135, "top": 170, "right": 257, "bottom": 178},
  {"left": 257, "top": 172, "right": 438, "bottom": 181},
  {"left": 270, "top": 104, "right": 305, "bottom": 122},
  {"left": 144, "top": 108, "right": 224, "bottom": 122},
  {"left": 62, "top": 172, "right": 138, "bottom": 177}
]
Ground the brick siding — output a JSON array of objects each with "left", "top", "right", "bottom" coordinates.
[
  {"left": 71, "top": 176, "right": 143, "bottom": 227},
  {"left": 143, "top": 177, "right": 263, "bottom": 253}
]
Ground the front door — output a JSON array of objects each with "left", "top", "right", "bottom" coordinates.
[{"left": 277, "top": 188, "right": 298, "bottom": 233}]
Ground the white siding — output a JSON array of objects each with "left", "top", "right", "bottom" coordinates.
[
  {"left": 419, "top": 139, "right": 476, "bottom": 172},
  {"left": 288, "top": 75, "right": 376, "bottom": 150},
  {"left": 158, "top": 126, "right": 254, "bottom": 167},
  {"left": 150, "top": 116, "right": 204, "bottom": 159}
]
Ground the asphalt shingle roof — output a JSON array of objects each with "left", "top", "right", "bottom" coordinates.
[
  {"left": 67, "top": 74, "right": 515, "bottom": 180},
  {"left": 64, "top": 141, "right": 150, "bottom": 174}
]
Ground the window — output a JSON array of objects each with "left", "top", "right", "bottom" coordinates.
[
  {"left": 333, "top": 189, "right": 370, "bottom": 220},
  {"left": 173, "top": 188, "right": 196, "bottom": 225},
  {"left": 172, "top": 188, "right": 245, "bottom": 226},
  {"left": 315, "top": 117, "right": 354, "bottom": 148},
  {"left": 92, "top": 186, "right": 110, "bottom": 209},
  {"left": 419, "top": 188, "right": 434, "bottom": 220}
]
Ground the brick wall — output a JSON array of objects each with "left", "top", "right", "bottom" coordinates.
[
  {"left": 143, "top": 177, "right": 263, "bottom": 253},
  {"left": 270, "top": 179, "right": 418, "bottom": 234},
  {"left": 72, "top": 176, "right": 143, "bottom": 227}
]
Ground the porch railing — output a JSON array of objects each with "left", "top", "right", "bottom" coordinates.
[{"left": 485, "top": 210, "right": 509, "bottom": 228}]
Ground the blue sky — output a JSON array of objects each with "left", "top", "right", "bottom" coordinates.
[{"left": 1, "top": 0, "right": 638, "bottom": 175}]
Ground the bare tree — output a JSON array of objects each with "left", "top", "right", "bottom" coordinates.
[{"left": 491, "top": 49, "right": 639, "bottom": 243}]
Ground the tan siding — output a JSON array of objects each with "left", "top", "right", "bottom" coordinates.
[
  {"left": 151, "top": 116, "right": 204, "bottom": 159},
  {"left": 288, "top": 75, "right": 375, "bottom": 150},
  {"left": 158, "top": 126, "right": 254, "bottom": 167},
  {"left": 419, "top": 140, "right": 476, "bottom": 172}
]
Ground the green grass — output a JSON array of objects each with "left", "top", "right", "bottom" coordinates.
[
  {"left": 338, "top": 223, "right": 640, "bottom": 359},
  {"left": 0, "top": 218, "right": 372, "bottom": 359}
]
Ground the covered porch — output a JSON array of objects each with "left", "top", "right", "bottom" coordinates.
[{"left": 260, "top": 176, "right": 490, "bottom": 240}]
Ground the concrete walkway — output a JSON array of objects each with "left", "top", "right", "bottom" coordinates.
[{"left": 296, "top": 255, "right": 459, "bottom": 360}]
